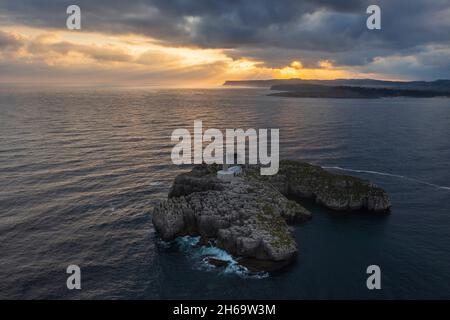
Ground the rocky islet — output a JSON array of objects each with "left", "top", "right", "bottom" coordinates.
[{"left": 152, "top": 160, "right": 391, "bottom": 272}]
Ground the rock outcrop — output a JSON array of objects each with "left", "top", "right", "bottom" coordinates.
[
  {"left": 152, "top": 160, "right": 391, "bottom": 271},
  {"left": 153, "top": 163, "right": 311, "bottom": 270},
  {"left": 249, "top": 160, "right": 391, "bottom": 212}
]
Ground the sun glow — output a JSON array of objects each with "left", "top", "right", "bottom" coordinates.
[{"left": 0, "top": 26, "right": 378, "bottom": 86}]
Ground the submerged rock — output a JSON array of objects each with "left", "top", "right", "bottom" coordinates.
[
  {"left": 205, "top": 257, "right": 231, "bottom": 268},
  {"left": 152, "top": 160, "right": 390, "bottom": 271}
]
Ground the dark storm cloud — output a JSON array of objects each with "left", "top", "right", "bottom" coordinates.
[
  {"left": 0, "top": 0, "right": 449, "bottom": 79},
  {"left": 0, "top": 0, "right": 431, "bottom": 49}
]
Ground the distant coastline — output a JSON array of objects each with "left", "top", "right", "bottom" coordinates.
[{"left": 224, "top": 78, "right": 450, "bottom": 98}]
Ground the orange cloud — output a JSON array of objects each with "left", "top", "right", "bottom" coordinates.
[{"left": 0, "top": 26, "right": 383, "bottom": 87}]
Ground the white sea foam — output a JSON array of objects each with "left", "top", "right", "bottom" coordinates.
[{"left": 174, "top": 236, "right": 269, "bottom": 279}]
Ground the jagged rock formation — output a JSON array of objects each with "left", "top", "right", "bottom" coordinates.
[
  {"left": 153, "top": 163, "right": 311, "bottom": 270},
  {"left": 152, "top": 160, "right": 391, "bottom": 271}
]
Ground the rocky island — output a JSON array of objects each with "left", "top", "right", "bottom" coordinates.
[{"left": 152, "top": 160, "right": 391, "bottom": 272}]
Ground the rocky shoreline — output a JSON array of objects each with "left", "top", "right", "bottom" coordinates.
[{"left": 152, "top": 160, "right": 391, "bottom": 272}]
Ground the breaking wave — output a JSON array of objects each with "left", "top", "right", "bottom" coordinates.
[{"left": 174, "top": 236, "right": 269, "bottom": 279}]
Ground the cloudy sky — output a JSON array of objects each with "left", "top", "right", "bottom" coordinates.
[{"left": 1, "top": 0, "right": 449, "bottom": 86}]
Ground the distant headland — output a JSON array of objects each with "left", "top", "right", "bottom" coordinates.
[{"left": 223, "top": 78, "right": 450, "bottom": 98}]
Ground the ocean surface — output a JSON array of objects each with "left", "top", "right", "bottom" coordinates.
[{"left": 0, "top": 87, "right": 449, "bottom": 299}]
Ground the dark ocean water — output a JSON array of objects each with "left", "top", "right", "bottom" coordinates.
[{"left": 0, "top": 87, "right": 449, "bottom": 299}]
